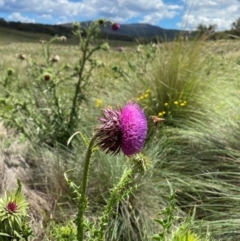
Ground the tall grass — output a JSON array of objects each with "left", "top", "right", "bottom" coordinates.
[
  {"left": 131, "top": 37, "right": 240, "bottom": 239},
  {"left": 1, "top": 30, "right": 240, "bottom": 240}
]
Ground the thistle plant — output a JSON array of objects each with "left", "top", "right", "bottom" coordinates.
[
  {"left": 152, "top": 182, "right": 212, "bottom": 241},
  {"left": 0, "top": 19, "right": 120, "bottom": 147},
  {"left": 0, "top": 180, "right": 32, "bottom": 240},
  {"left": 151, "top": 182, "right": 177, "bottom": 241},
  {"left": 65, "top": 102, "right": 148, "bottom": 241}
]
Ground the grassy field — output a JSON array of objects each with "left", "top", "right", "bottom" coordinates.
[{"left": 1, "top": 25, "right": 240, "bottom": 241}]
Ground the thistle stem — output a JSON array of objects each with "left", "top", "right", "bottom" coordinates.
[{"left": 77, "top": 134, "right": 98, "bottom": 241}]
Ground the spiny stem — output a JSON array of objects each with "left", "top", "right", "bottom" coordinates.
[{"left": 77, "top": 134, "right": 98, "bottom": 241}]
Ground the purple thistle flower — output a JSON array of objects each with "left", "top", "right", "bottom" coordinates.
[
  {"left": 96, "top": 103, "right": 147, "bottom": 156},
  {"left": 120, "top": 103, "right": 147, "bottom": 156},
  {"left": 111, "top": 23, "right": 120, "bottom": 31},
  {"left": 117, "top": 46, "right": 123, "bottom": 52}
]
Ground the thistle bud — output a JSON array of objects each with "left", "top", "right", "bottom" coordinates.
[{"left": 43, "top": 72, "right": 52, "bottom": 81}]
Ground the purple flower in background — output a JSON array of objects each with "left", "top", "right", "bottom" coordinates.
[
  {"left": 117, "top": 46, "right": 123, "bottom": 52},
  {"left": 111, "top": 23, "right": 120, "bottom": 31},
  {"left": 96, "top": 103, "right": 147, "bottom": 156}
]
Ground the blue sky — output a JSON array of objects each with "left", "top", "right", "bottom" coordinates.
[{"left": 0, "top": 0, "right": 239, "bottom": 30}]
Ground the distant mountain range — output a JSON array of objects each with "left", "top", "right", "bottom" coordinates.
[
  {"left": 0, "top": 18, "right": 186, "bottom": 42},
  {"left": 60, "top": 21, "right": 184, "bottom": 41}
]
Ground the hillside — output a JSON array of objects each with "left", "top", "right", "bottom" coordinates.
[
  {"left": 0, "top": 18, "right": 183, "bottom": 43},
  {"left": 60, "top": 21, "right": 183, "bottom": 41}
]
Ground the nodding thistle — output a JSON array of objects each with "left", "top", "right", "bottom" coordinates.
[
  {"left": 95, "top": 103, "right": 147, "bottom": 156},
  {"left": 117, "top": 46, "right": 123, "bottom": 52},
  {"left": 111, "top": 23, "right": 121, "bottom": 31}
]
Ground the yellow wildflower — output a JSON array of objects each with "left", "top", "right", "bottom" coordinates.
[
  {"left": 144, "top": 93, "right": 149, "bottom": 98},
  {"left": 174, "top": 101, "right": 179, "bottom": 105},
  {"left": 95, "top": 99, "right": 102, "bottom": 107}
]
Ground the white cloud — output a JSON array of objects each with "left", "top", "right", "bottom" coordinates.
[
  {"left": 38, "top": 14, "right": 52, "bottom": 20},
  {"left": 1, "top": 0, "right": 92, "bottom": 18},
  {"left": 178, "top": 0, "right": 240, "bottom": 30},
  {"left": 0, "top": 0, "right": 182, "bottom": 25},
  {"left": 8, "top": 12, "right": 35, "bottom": 23},
  {"left": 1, "top": 0, "right": 240, "bottom": 30},
  {"left": 139, "top": 6, "right": 180, "bottom": 25},
  {"left": 93, "top": 0, "right": 182, "bottom": 24}
]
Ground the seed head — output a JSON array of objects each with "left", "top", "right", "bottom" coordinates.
[
  {"left": 51, "top": 55, "right": 60, "bottom": 63},
  {"left": 16, "top": 53, "right": 26, "bottom": 60},
  {"left": 60, "top": 36, "right": 67, "bottom": 42}
]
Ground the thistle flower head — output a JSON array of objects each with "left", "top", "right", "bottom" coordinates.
[
  {"left": 6, "top": 201, "right": 17, "bottom": 213},
  {"left": 111, "top": 23, "right": 120, "bottom": 31},
  {"left": 0, "top": 181, "right": 28, "bottom": 218},
  {"left": 120, "top": 103, "right": 147, "bottom": 155},
  {"left": 0, "top": 181, "right": 31, "bottom": 238},
  {"left": 96, "top": 103, "right": 147, "bottom": 156},
  {"left": 96, "top": 107, "right": 122, "bottom": 155},
  {"left": 117, "top": 46, "right": 123, "bottom": 52}
]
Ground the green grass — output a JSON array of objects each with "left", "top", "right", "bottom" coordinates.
[
  {"left": 0, "top": 25, "right": 138, "bottom": 47},
  {"left": 1, "top": 31, "right": 240, "bottom": 240}
]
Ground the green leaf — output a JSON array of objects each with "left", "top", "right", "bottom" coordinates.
[{"left": 0, "top": 232, "right": 11, "bottom": 237}]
